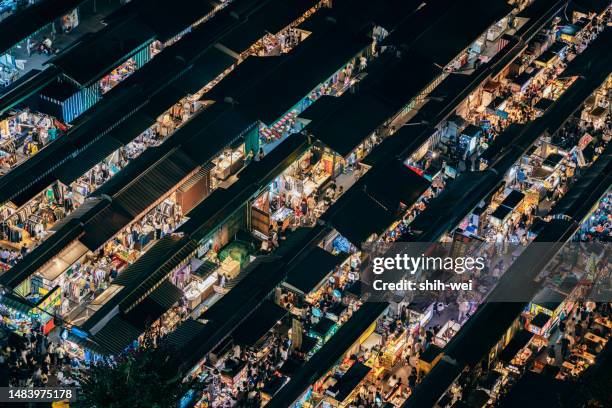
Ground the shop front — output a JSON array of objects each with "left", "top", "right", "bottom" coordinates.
[
  {"left": 251, "top": 145, "right": 337, "bottom": 239},
  {"left": 0, "top": 181, "right": 69, "bottom": 256},
  {"left": 259, "top": 49, "right": 371, "bottom": 145},
  {"left": 0, "top": 109, "right": 62, "bottom": 175}
]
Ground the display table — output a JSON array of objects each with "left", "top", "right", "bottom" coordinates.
[
  {"left": 215, "top": 151, "right": 244, "bottom": 180},
  {"left": 219, "top": 257, "right": 240, "bottom": 280},
  {"left": 271, "top": 207, "right": 294, "bottom": 230},
  {"left": 434, "top": 321, "right": 461, "bottom": 347}
]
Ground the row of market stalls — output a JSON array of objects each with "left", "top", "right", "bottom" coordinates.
[
  {"left": 399, "top": 25, "right": 612, "bottom": 408},
  {"left": 0, "top": 0, "right": 393, "bottom": 348},
  {"left": 239, "top": 3, "right": 612, "bottom": 407},
  {"left": 401, "top": 179, "right": 610, "bottom": 408},
  {"left": 0, "top": 0, "right": 86, "bottom": 88},
  {"left": 253, "top": 2, "right": 608, "bottom": 404},
  {"left": 0, "top": 0, "right": 234, "bottom": 183},
  {"left": 0, "top": 0, "right": 338, "bottom": 269},
  {"left": 0, "top": 2, "right": 605, "bottom": 408},
  {"left": 189, "top": 1, "right": 546, "bottom": 407},
  {"left": 397, "top": 17, "right": 611, "bottom": 245},
  {"left": 0, "top": 0, "right": 462, "bottom": 389}
]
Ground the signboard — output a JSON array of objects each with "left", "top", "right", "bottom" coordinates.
[
  {"left": 35, "top": 285, "right": 61, "bottom": 316},
  {"left": 578, "top": 133, "right": 593, "bottom": 150}
]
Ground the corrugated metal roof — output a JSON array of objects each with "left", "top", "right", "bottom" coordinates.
[
  {"left": 90, "top": 315, "right": 142, "bottom": 355},
  {"left": 80, "top": 235, "right": 191, "bottom": 332},
  {"left": 166, "top": 318, "right": 207, "bottom": 349},
  {"left": 51, "top": 197, "right": 108, "bottom": 232},
  {"left": 123, "top": 279, "right": 182, "bottom": 331},
  {"left": 120, "top": 238, "right": 197, "bottom": 313},
  {"left": 113, "top": 149, "right": 198, "bottom": 217}
]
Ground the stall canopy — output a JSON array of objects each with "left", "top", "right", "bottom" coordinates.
[
  {"left": 55, "top": 136, "right": 124, "bottom": 185},
  {"left": 498, "top": 372, "right": 566, "bottom": 408},
  {"left": 123, "top": 279, "right": 183, "bottom": 329},
  {"left": 368, "top": 161, "right": 431, "bottom": 211},
  {"left": 386, "top": 0, "right": 512, "bottom": 66},
  {"left": 114, "top": 149, "right": 197, "bottom": 217},
  {"left": 266, "top": 302, "right": 388, "bottom": 408},
  {"left": 173, "top": 46, "right": 237, "bottom": 95},
  {"left": 0, "top": 0, "right": 84, "bottom": 54},
  {"left": 302, "top": 92, "right": 394, "bottom": 157},
  {"left": 400, "top": 359, "right": 463, "bottom": 408},
  {"left": 332, "top": 0, "right": 428, "bottom": 33},
  {"left": 81, "top": 234, "right": 195, "bottom": 332},
  {"left": 327, "top": 362, "right": 371, "bottom": 402},
  {"left": 284, "top": 247, "right": 348, "bottom": 296},
  {"left": 219, "top": 0, "right": 322, "bottom": 54},
  {"left": 408, "top": 171, "right": 497, "bottom": 242},
  {"left": 87, "top": 278, "right": 184, "bottom": 355},
  {"left": 499, "top": 329, "right": 534, "bottom": 364},
  {"left": 48, "top": 18, "right": 156, "bottom": 87},
  {"left": 208, "top": 10, "right": 372, "bottom": 125},
  {"left": 327, "top": 191, "right": 396, "bottom": 247},
  {"left": 89, "top": 314, "right": 142, "bottom": 355},
  {"left": 232, "top": 300, "right": 287, "bottom": 347},
  {"left": 324, "top": 160, "right": 430, "bottom": 247}
]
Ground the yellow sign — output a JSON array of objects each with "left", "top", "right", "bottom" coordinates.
[{"left": 34, "top": 285, "right": 62, "bottom": 315}]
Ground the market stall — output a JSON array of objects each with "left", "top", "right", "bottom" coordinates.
[
  {"left": 251, "top": 146, "right": 334, "bottom": 238},
  {"left": 0, "top": 109, "right": 60, "bottom": 174},
  {"left": 324, "top": 361, "right": 371, "bottom": 407},
  {"left": 0, "top": 182, "right": 67, "bottom": 251}
]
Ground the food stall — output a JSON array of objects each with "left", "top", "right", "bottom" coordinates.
[
  {"left": 378, "top": 329, "right": 407, "bottom": 369},
  {"left": 184, "top": 272, "right": 217, "bottom": 310},
  {"left": 498, "top": 329, "right": 535, "bottom": 375},
  {"left": 459, "top": 125, "right": 482, "bottom": 156}
]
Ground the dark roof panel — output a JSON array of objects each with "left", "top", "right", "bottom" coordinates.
[
  {"left": 232, "top": 300, "right": 287, "bottom": 347},
  {"left": 303, "top": 92, "right": 394, "bottom": 157},
  {"left": 90, "top": 315, "right": 142, "bottom": 355},
  {"left": 49, "top": 18, "right": 155, "bottom": 86},
  {"left": 285, "top": 247, "right": 347, "bottom": 295},
  {"left": 113, "top": 149, "right": 197, "bottom": 217},
  {"left": 219, "top": 0, "right": 322, "bottom": 53}
]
